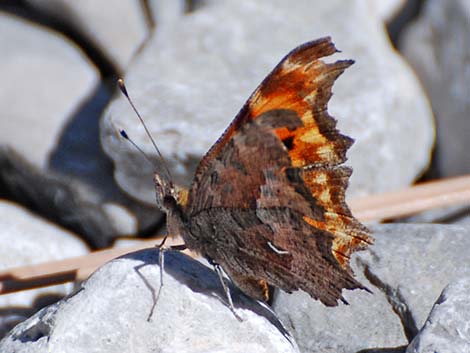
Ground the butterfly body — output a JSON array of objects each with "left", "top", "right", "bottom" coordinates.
[{"left": 154, "top": 37, "right": 373, "bottom": 306}]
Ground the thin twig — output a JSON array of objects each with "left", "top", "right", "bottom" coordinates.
[
  {"left": 349, "top": 174, "right": 470, "bottom": 221},
  {"left": 0, "top": 237, "right": 189, "bottom": 295}
]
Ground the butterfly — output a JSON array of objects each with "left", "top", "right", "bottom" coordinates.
[{"left": 139, "top": 37, "right": 373, "bottom": 306}]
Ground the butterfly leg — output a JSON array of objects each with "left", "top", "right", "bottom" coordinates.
[
  {"left": 155, "top": 238, "right": 187, "bottom": 296},
  {"left": 142, "top": 237, "right": 188, "bottom": 321},
  {"left": 211, "top": 261, "right": 243, "bottom": 322}
]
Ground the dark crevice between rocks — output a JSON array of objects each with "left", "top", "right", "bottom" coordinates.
[
  {"left": 14, "top": 320, "right": 51, "bottom": 343},
  {"left": 386, "top": 0, "right": 441, "bottom": 186},
  {"left": 0, "top": 78, "right": 163, "bottom": 248},
  {"left": 0, "top": 146, "right": 116, "bottom": 248},
  {"left": 140, "top": 0, "right": 156, "bottom": 30},
  {"left": 362, "top": 264, "right": 419, "bottom": 343},
  {"left": 11, "top": 302, "right": 58, "bottom": 343},
  {"left": 386, "top": 0, "right": 427, "bottom": 48},
  {"left": 47, "top": 77, "right": 164, "bottom": 240},
  {"left": 0, "top": 3, "right": 164, "bottom": 247},
  {"left": 437, "top": 205, "right": 470, "bottom": 223},
  {"left": 48, "top": 80, "right": 115, "bottom": 188},
  {"left": 0, "top": 293, "right": 62, "bottom": 340},
  {"left": 0, "top": 308, "right": 35, "bottom": 340},
  {"left": 0, "top": 0, "right": 119, "bottom": 78},
  {"left": 184, "top": 0, "right": 209, "bottom": 13}
]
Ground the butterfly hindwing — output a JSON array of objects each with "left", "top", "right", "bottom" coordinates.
[{"left": 184, "top": 37, "right": 373, "bottom": 305}]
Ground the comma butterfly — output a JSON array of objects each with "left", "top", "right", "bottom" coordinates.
[{"left": 127, "top": 37, "right": 373, "bottom": 306}]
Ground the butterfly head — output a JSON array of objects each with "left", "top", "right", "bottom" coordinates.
[{"left": 153, "top": 173, "right": 188, "bottom": 212}]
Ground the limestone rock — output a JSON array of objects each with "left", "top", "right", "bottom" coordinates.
[
  {"left": 26, "top": 0, "right": 149, "bottom": 71},
  {"left": 0, "top": 249, "right": 299, "bottom": 353},
  {"left": 0, "top": 12, "right": 160, "bottom": 245},
  {"left": 400, "top": 0, "right": 470, "bottom": 177},
  {"left": 273, "top": 274, "right": 408, "bottom": 353},
  {"left": 359, "top": 223, "right": 470, "bottom": 339},
  {"left": 102, "top": 0, "right": 434, "bottom": 205},
  {"left": 0, "top": 201, "right": 89, "bottom": 338},
  {"left": 407, "top": 278, "right": 470, "bottom": 353},
  {"left": 0, "top": 12, "right": 98, "bottom": 170},
  {"left": 273, "top": 223, "right": 470, "bottom": 352}
]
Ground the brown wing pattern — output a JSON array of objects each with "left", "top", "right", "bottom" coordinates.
[
  {"left": 186, "top": 37, "right": 373, "bottom": 305},
  {"left": 196, "top": 36, "right": 354, "bottom": 174}
]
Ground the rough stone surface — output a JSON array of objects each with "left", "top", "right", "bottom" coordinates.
[
  {"left": 0, "top": 249, "right": 299, "bottom": 353},
  {"left": 2, "top": 223, "right": 469, "bottom": 351},
  {"left": 0, "top": 145, "right": 138, "bottom": 248},
  {"left": 26, "top": 0, "right": 149, "bottom": 71},
  {"left": 0, "top": 200, "right": 89, "bottom": 338},
  {"left": 149, "top": 0, "right": 186, "bottom": 28},
  {"left": 400, "top": 0, "right": 470, "bottom": 178},
  {"left": 273, "top": 241, "right": 408, "bottom": 353},
  {"left": 359, "top": 224, "right": 470, "bottom": 340},
  {"left": 406, "top": 278, "right": 470, "bottom": 353},
  {"left": 102, "top": 0, "right": 434, "bottom": 206},
  {"left": 0, "top": 12, "right": 98, "bottom": 170},
  {"left": 0, "top": 12, "right": 160, "bottom": 245},
  {"left": 273, "top": 223, "right": 470, "bottom": 352}
]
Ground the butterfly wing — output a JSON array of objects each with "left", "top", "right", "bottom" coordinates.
[{"left": 185, "top": 37, "right": 373, "bottom": 305}]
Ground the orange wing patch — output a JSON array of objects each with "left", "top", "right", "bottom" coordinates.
[
  {"left": 247, "top": 39, "right": 354, "bottom": 168},
  {"left": 243, "top": 38, "right": 372, "bottom": 268},
  {"left": 300, "top": 167, "right": 372, "bottom": 268},
  {"left": 197, "top": 37, "right": 352, "bottom": 173}
]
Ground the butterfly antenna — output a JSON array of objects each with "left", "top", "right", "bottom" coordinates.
[
  {"left": 117, "top": 78, "right": 173, "bottom": 180},
  {"left": 118, "top": 129, "right": 155, "bottom": 168}
]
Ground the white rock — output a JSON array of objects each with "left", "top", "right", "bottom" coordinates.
[
  {"left": 101, "top": 202, "right": 138, "bottom": 235},
  {"left": 400, "top": 0, "right": 470, "bottom": 177},
  {"left": 273, "top": 254, "right": 408, "bottom": 352},
  {"left": 407, "top": 278, "right": 470, "bottom": 353},
  {"left": 359, "top": 224, "right": 470, "bottom": 338},
  {"left": 26, "top": 0, "right": 149, "bottom": 70},
  {"left": 148, "top": 0, "right": 186, "bottom": 28},
  {"left": 102, "top": 0, "right": 434, "bottom": 205},
  {"left": 0, "top": 249, "right": 299, "bottom": 353},
  {"left": 0, "top": 11, "right": 158, "bottom": 241},
  {"left": 0, "top": 200, "right": 89, "bottom": 337},
  {"left": 0, "top": 12, "right": 98, "bottom": 169},
  {"left": 273, "top": 223, "right": 470, "bottom": 352}
]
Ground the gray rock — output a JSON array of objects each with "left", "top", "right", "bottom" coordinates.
[
  {"left": 0, "top": 12, "right": 98, "bottom": 170},
  {"left": 406, "top": 278, "right": 470, "bottom": 353},
  {"left": 273, "top": 275, "right": 408, "bottom": 353},
  {"left": 148, "top": 0, "right": 186, "bottom": 28},
  {"left": 0, "top": 12, "right": 161, "bottom": 245},
  {"left": 359, "top": 224, "right": 470, "bottom": 340},
  {"left": 102, "top": 0, "right": 434, "bottom": 206},
  {"left": 0, "top": 200, "right": 89, "bottom": 338},
  {"left": 0, "top": 146, "right": 140, "bottom": 247},
  {"left": 273, "top": 223, "right": 470, "bottom": 352},
  {"left": 26, "top": 0, "right": 149, "bottom": 71},
  {"left": 0, "top": 249, "right": 299, "bottom": 353},
  {"left": 400, "top": 0, "right": 470, "bottom": 178}
]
